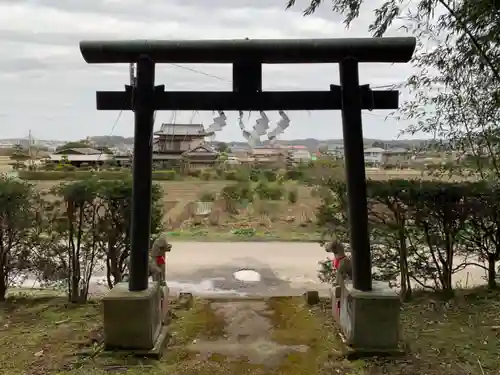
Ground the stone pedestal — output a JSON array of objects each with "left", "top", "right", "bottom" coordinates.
[
  {"left": 103, "top": 282, "right": 168, "bottom": 355},
  {"left": 338, "top": 281, "right": 400, "bottom": 351}
]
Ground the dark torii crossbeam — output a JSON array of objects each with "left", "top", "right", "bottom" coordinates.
[{"left": 80, "top": 37, "right": 416, "bottom": 294}]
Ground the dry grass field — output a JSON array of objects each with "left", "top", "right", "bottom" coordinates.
[
  {"left": 0, "top": 156, "right": 11, "bottom": 173},
  {"left": 12, "top": 166, "right": 466, "bottom": 241}
]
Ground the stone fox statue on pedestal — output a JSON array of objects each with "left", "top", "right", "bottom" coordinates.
[
  {"left": 122, "top": 234, "right": 172, "bottom": 283},
  {"left": 324, "top": 240, "right": 352, "bottom": 297},
  {"left": 149, "top": 234, "right": 171, "bottom": 283},
  {"left": 149, "top": 234, "right": 171, "bottom": 325}
]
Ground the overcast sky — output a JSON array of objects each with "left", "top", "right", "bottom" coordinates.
[{"left": 0, "top": 0, "right": 424, "bottom": 142}]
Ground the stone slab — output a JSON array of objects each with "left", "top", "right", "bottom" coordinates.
[
  {"left": 103, "top": 282, "right": 162, "bottom": 351},
  {"left": 79, "top": 325, "right": 169, "bottom": 360},
  {"left": 340, "top": 281, "right": 401, "bottom": 351}
]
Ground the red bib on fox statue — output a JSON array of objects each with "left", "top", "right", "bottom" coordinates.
[
  {"left": 156, "top": 255, "right": 166, "bottom": 266},
  {"left": 332, "top": 255, "right": 345, "bottom": 271},
  {"left": 331, "top": 255, "right": 345, "bottom": 316},
  {"left": 324, "top": 240, "right": 352, "bottom": 319}
]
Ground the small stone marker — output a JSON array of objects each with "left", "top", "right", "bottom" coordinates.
[
  {"left": 179, "top": 292, "right": 194, "bottom": 309},
  {"left": 303, "top": 290, "right": 320, "bottom": 305}
]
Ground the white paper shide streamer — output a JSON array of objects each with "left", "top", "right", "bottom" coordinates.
[
  {"left": 206, "top": 110, "right": 227, "bottom": 141},
  {"left": 239, "top": 110, "right": 291, "bottom": 147}
]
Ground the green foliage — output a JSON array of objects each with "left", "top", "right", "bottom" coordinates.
[
  {"left": 287, "top": 188, "right": 298, "bottom": 204},
  {"left": 200, "top": 170, "right": 213, "bottom": 181},
  {"left": 220, "top": 182, "right": 253, "bottom": 202},
  {"left": 0, "top": 177, "right": 36, "bottom": 300},
  {"left": 317, "top": 178, "right": 500, "bottom": 297},
  {"left": 187, "top": 169, "right": 201, "bottom": 178},
  {"left": 18, "top": 170, "right": 177, "bottom": 181},
  {"left": 9, "top": 145, "right": 29, "bottom": 170},
  {"left": 0, "top": 177, "right": 165, "bottom": 303},
  {"left": 261, "top": 169, "right": 278, "bottom": 182},
  {"left": 215, "top": 142, "right": 230, "bottom": 153},
  {"left": 198, "top": 191, "right": 216, "bottom": 202},
  {"left": 254, "top": 181, "right": 284, "bottom": 200},
  {"left": 283, "top": 169, "right": 304, "bottom": 181},
  {"left": 231, "top": 228, "right": 256, "bottom": 237},
  {"left": 223, "top": 170, "right": 239, "bottom": 181}
]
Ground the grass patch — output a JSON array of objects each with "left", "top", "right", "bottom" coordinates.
[
  {"left": 0, "top": 294, "right": 101, "bottom": 375},
  {"left": 1, "top": 289, "right": 499, "bottom": 374}
]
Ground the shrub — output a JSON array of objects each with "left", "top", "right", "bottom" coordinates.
[
  {"left": 316, "top": 178, "right": 500, "bottom": 299},
  {"left": 224, "top": 170, "right": 239, "bottom": 181},
  {"left": 220, "top": 182, "right": 253, "bottom": 202},
  {"left": 187, "top": 169, "right": 201, "bottom": 177},
  {"left": 287, "top": 188, "right": 298, "bottom": 204},
  {"left": 262, "top": 170, "right": 278, "bottom": 182},
  {"left": 283, "top": 169, "right": 304, "bottom": 181},
  {"left": 200, "top": 170, "right": 212, "bottom": 180},
  {"left": 0, "top": 177, "right": 36, "bottom": 301},
  {"left": 250, "top": 169, "right": 261, "bottom": 182},
  {"left": 255, "top": 181, "right": 284, "bottom": 200},
  {"left": 199, "top": 191, "right": 216, "bottom": 202}
]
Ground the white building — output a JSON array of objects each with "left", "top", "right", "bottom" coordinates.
[{"left": 363, "top": 147, "right": 386, "bottom": 165}]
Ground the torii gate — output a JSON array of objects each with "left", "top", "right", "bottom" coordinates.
[{"left": 79, "top": 37, "right": 415, "bottom": 355}]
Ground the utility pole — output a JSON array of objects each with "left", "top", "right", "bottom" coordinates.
[
  {"left": 129, "top": 63, "right": 136, "bottom": 87},
  {"left": 28, "top": 129, "right": 33, "bottom": 167}
]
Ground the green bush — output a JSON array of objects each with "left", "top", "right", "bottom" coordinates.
[
  {"left": 249, "top": 169, "right": 261, "bottom": 182},
  {"left": 200, "top": 170, "right": 212, "bottom": 180},
  {"left": 287, "top": 188, "right": 298, "bottom": 204},
  {"left": 198, "top": 191, "right": 216, "bottom": 202},
  {"left": 224, "top": 170, "right": 239, "bottom": 181},
  {"left": 187, "top": 169, "right": 201, "bottom": 177},
  {"left": 283, "top": 169, "right": 304, "bottom": 181},
  {"left": 262, "top": 170, "right": 278, "bottom": 182},
  {"left": 220, "top": 182, "right": 253, "bottom": 202},
  {"left": 255, "top": 181, "right": 284, "bottom": 200}
]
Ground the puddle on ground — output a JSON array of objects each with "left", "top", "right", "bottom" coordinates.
[
  {"left": 16, "top": 277, "right": 247, "bottom": 297},
  {"left": 187, "top": 301, "right": 309, "bottom": 366}
]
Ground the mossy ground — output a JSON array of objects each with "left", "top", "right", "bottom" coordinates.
[{"left": 1, "top": 287, "right": 499, "bottom": 374}]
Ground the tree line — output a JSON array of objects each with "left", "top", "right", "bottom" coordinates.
[
  {"left": 0, "top": 176, "right": 163, "bottom": 303},
  {"left": 317, "top": 178, "right": 500, "bottom": 300}
]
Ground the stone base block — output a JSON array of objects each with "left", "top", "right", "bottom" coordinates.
[
  {"left": 103, "top": 282, "right": 163, "bottom": 351},
  {"left": 339, "top": 281, "right": 400, "bottom": 351}
]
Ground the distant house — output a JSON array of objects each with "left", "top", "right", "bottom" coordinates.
[
  {"left": 384, "top": 147, "right": 412, "bottom": 166},
  {"left": 285, "top": 145, "right": 311, "bottom": 162},
  {"left": 326, "top": 144, "right": 345, "bottom": 159},
  {"left": 152, "top": 123, "right": 218, "bottom": 169},
  {"left": 363, "top": 147, "right": 411, "bottom": 166},
  {"left": 49, "top": 147, "right": 113, "bottom": 166},
  {"left": 182, "top": 145, "right": 219, "bottom": 169},
  {"left": 363, "top": 147, "right": 386, "bottom": 165},
  {"left": 247, "top": 147, "right": 286, "bottom": 166}
]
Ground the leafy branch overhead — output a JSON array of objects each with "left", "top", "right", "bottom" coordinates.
[
  {"left": 285, "top": 0, "right": 500, "bottom": 81},
  {"left": 287, "top": 0, "right": 500, "bottom": 181}
]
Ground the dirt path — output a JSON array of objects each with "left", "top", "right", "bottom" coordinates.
[
  {"left": 165, "top": 296, "right": 343, "bottom": 374},
  {"left": 188, "top": 300, "right": 309, "bottom": 366}
]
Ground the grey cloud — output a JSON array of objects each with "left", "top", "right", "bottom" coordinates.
[
  {"left": 0, "top": 57, "right": 51, "bottom": 72},
  {"left": 0, "top": 0, "right": 417, "bottom": 141}
]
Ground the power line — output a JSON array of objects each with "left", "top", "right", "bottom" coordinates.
[
  {"left": 169, "top": 63, "right": 230, "bottom": 82},
  {"left": 166, "top": 63, "right": 406, "bottom": 90}
]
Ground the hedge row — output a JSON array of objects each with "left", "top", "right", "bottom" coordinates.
[
  {"left": 17, "top": 169, "right": 309, "bottom": 182},
  {"left": 317, "top": 178, "right": 500, "bottom": 297},
  {"left": 18, "top": 170, "right": 177, "bottom": 181}
]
